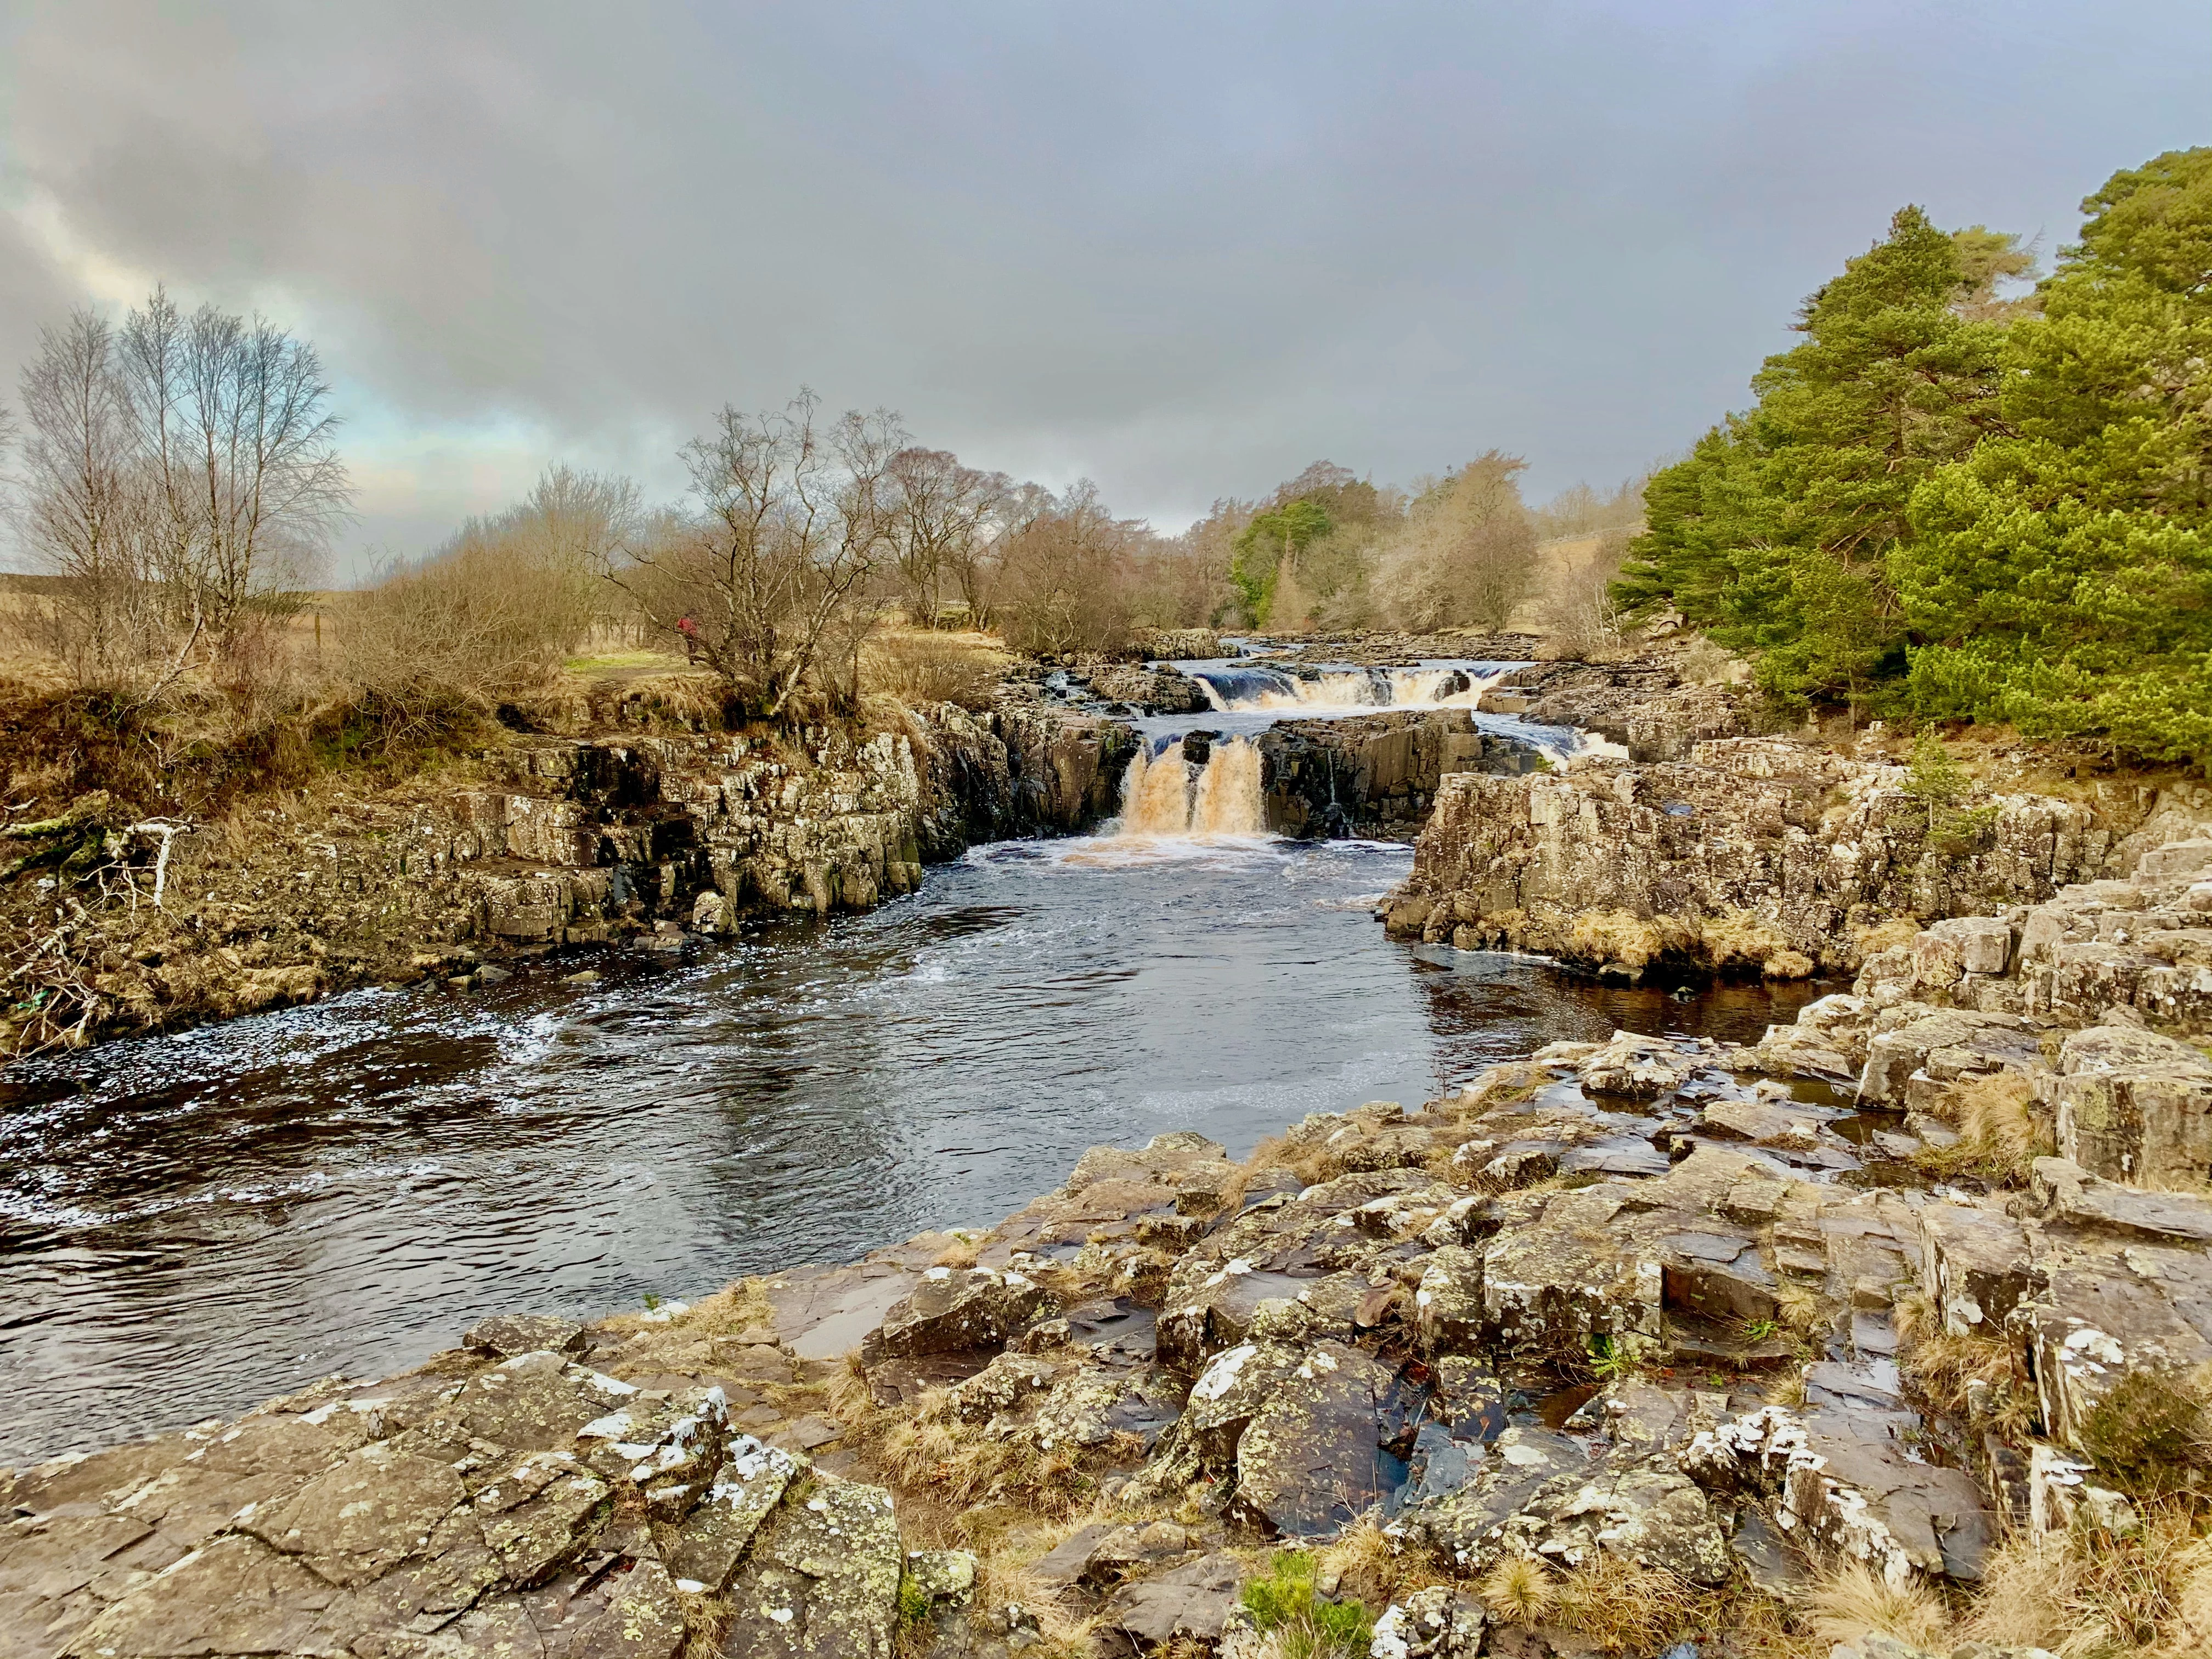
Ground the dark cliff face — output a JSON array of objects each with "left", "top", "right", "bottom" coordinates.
[{"left": 1252, "top": 710, "right": 1549, "bottom": 840}]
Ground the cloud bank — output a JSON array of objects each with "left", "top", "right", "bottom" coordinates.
[{"left": 1, "top": 0, "right": 2204, "bottom": 575}]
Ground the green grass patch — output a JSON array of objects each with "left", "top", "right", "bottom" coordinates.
[{"left": 1241, "top": 1551, "right": 1373, "bottom": 1659}]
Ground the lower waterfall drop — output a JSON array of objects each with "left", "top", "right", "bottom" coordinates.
[{"left": 1115, "top": 737, "right": 1266, "bottom": 837}]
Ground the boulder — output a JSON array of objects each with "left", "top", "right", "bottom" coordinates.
[
  {"left": 1106, "top": 1553, "right": 1245, "bottom": 1649},
  {"left": 464, "top": 1313, "right": 588, "bottom": 1357},
  {"left": 2049, "top": 1022, "right": 2212, "bottom": 1186},
  {"left": 860, "top": 1267, "right": 1056, "bottom": 1363},
  {"left": 1369, "top": 1587, "right": 1485, "bottom": 1659},
  {"left": 1230, "top": 1342, "right": 1413, "bottom": 1537},
  {"left": 1685, "top": 1404, "right": 1995, "bottom": 1584},
  {"left": 1915, "top": 1201, "right": 2038, "bottom": 1338}
]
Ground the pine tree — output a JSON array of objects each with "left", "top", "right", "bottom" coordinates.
[
  {"left": 1615, "top": 209, "right": 2018, "bottom": 707},
  {"left": 1895, "top": 148, "right": 2212, "bottom": 765}
]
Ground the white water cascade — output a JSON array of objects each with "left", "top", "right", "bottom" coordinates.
[
  {"left": 1116, "top": 738, "right": 1266, "bottom": 837},
  {"left": 1187, "top": 661, "right": 1517, "bottom": 715}
]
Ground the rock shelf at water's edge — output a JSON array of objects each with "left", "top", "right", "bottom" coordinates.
[{"left": 8, "top": 822, "right": 2212, "bottom": 1658}]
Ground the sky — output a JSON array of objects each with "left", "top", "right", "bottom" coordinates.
[{"left": 0, "top": 1, "right": 2205, "bottom": 580}]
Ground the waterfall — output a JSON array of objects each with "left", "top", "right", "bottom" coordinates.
[
  {"left": 1115, "top": 738, "right": 1266, "bottom": 838},
  {"left": 1187, "top": 661, "right": 1519, "bottom": 714}
]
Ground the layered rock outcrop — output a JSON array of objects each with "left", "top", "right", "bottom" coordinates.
[
  {"left": 21, "top": 969, "right": 2208, "bottom": 1655},
  {"left": 1386, "top": 737, "right": 2125, "bottom": 979},
  {"left": 1252, "top": 712, "right": 1547, "bottom": 840},
  {"left": 24, "top": 704, "right": 1134, "bottom": 1045}
]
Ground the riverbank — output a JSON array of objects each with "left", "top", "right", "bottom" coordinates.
[
  {"left": 0, "top": 684, "right": 1136, "bottom": 1054},
  {"left": 0, "top": 635, "right": 1712, "bottom": 1056},
  {"left": 8, "top": 804, "right": 2210, "bottom": 1657}
]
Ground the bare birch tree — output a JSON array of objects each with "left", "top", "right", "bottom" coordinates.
[
  {"left": 609, "top": 391, "right": 904, "bottom": 719},
  {"left": 14, "top": 312, "right": 166, "bottom": 686},
  {"left": 117, "top": 287, "right": 350, "bottom": 652}
]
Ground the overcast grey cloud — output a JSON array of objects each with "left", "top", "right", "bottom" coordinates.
[{"left": 1, "top": 1, "right": 2205, "bottom": 576}]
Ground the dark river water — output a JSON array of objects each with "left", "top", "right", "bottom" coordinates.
[{"left": 0, "top": 830, "right": 1816, "bottom": 1466}]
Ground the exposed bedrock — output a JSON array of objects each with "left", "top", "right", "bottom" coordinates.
[
  {"left": 23, "top": 950, "right": 2212, "bottom": 1656},
  {"left": 1250, "top": 710, "right": 1548, "bottom": 840},
  {"left": 1380, "top": 736, "right": 2202, "bottom": 980},
  {"left": 58, "top": 704, "right": 1136, "bottom": 1041}
]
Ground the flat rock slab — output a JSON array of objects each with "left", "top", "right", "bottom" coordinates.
[
  {"left": 1107, "top": 1553, "right": 1245, "bottom": 1648},
  {"left": 765, "top": 1263, "right": 923, "bottom": 1361},
  {"left": 465, "top": 1313, "right": 588, "bottom": 1357}
]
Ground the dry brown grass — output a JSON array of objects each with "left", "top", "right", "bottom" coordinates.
[
  {"left": 1552, "top": 1556, "right": 1703, "bottom": 1655},
  {"left": 673, "top": 1586, "right": 736, "bottom": 1659},
  {"left": 977, "top": 1545, "right": 1107, "bottom": 1656},
  {"left": 1906, "top": 1071, "right": 2051, "bottom": 1188},
  {"left": 670, "top": 1276, "right": 780, "bottom": 1339},
  {"left": 860, "top": 628, "right": 1009, "bottom": 713},
  {"left": 932, "top": 1234, "right": 982, "bottom": 1269},
  {"left": 1245, "top": 1131, "right": 1333, "bottom": 1191},
  {"left": 1966, "top": 1502, "right": 2212, "bottom": 1656},
  {"left": 1852, "top": 915, "right": 1925, "bottom": 957},
  {"left": 833, "top": 1371, "right": 1105, "bottom": 1520},
  {"left": 1700, "top": 907, "right": 1792, "bottom": 972},
  {"left": 1314, "top": 1517, "right": 1450, "bottom": 1611},
  {"left": 1805, "top": 1560, "right": 1951, "bottom": 1650},
  {"left": 1775, "top": 1281, "right": 1830, "bottom": 1338},
  {"left": 1564, "top": 910, "right": 1668, "bottom": 973},
  {"left": 1890, "top": 1285, "right": 2038, "bottom": 1435},
  {"left": 1477, "top": 1556, "right": 1556, "bottom": 1627}
]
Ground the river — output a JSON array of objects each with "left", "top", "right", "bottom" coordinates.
[{"left": 0, "top": 663, "right": 1815, "bottom": 1465}]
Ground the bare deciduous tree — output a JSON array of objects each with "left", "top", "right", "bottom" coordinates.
[
  {"left": 346, "top": 465, "right": 640, "bottom": 715},
  {"left": 13, "top": 312, "right": 166, "bottom": 686},
  {"left": 118, "top": 287, "right": 350, "bottom": 651},
  {"left": 608, "top": 391, "right": 905, "bottom": 719},
  {"left": 993, "top": 480, "right": 1147, "bottom": 655},
  {"left": 884, "top": 448, "right": 1008, "bottom": 628},
  {"left": 1382, "top": 450, "right": 1538, "bottom": 631}
]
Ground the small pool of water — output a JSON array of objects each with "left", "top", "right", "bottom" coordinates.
[{"left": 0, "top": 833, "right": 1817, "bottom": 1465}]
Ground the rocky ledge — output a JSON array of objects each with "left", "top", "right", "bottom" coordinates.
[
  {"left": 12, "top": 833, "right": 2212, "bottom": 1658},
  {"left": 1385, "top": 734, "right": 2211, "bottom": 981},
  {"left": 4, "top": 699, "right": 1133, "bottom": 1048}
]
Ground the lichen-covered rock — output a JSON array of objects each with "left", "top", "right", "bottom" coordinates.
[
  {"left": 861, "top": 1267, "right": 1056, "bottom": 1363},
  {"left": 1369, "top": 1585, "right": 1485, "bottom": 1659},
  {"left": 1480, "top": 1188, "right": 1661, "bottom": 1356},
  {"left": 2049, "top": 1022, "right": 2212, "bottom": 1185},
  {"left": 1685, "top": 1404, "right": 1994, "bottom": 1585},
  {"left": 1414, "top": 1246, "right": 1486, "bottom": 1355},
  {"left": 1229, "top": 1341, "right": 1411, "bottom": 1537},
  {"left": 1389, "top": 1426, "right": 1587, "bottom": 1569},
  {"left": 663, "top": 1437, "right": 799, "bottom": 1593},
  {"left": 1916, "top": 1201, "right": 2038, "bottom": 1338},
  {"left": 724, "top": 1479, "right": 903, "bottom": 1659},
  {"left": 1385, "top": 737, "right": 2104, "bottom": 977}
]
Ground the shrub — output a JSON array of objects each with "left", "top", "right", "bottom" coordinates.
[{"left": 1240, "top": 1551, "right": 1372, "bottom": 1659}]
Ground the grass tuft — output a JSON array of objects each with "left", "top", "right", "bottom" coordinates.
[
  {"left": 1477, "top": 1556, "right": 1557, "bottom": 1627},
  {"left": 1805, "top": 1561, "right": 1949, "bottom": 1650}
]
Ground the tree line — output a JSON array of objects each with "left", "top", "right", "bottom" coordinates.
[
  {"left": 1612, "top": 146, "right": 2212, "bottom": 768},
  {"left": 2, "top": 286, "right": 1646, "bottom": 736}
]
